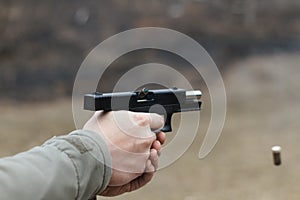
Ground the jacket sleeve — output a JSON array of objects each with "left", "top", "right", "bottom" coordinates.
[{"left": 0, "top": 130, "right": 112, "bottom": 200}]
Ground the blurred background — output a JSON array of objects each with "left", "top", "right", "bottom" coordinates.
[{"left": 0, "top": 0, "right": 300, "bottom": 199}]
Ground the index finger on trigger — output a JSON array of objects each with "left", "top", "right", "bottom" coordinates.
[{"left": 156, "top": 131, "right": 166, "bottom": 145}]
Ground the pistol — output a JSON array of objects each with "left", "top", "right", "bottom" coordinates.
[{"left": 84, "top": 88, "right": 202, "bottom": 132}]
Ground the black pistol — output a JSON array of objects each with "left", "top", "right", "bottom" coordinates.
[{"left": 84, "top": 88, "right": 202, "bottom": 132}]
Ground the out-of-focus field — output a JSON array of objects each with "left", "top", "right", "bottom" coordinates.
[
  {"left": 1, "top": 53, "right": 300, "bottom": 199},
  {"left": 0, "top": 100, "right": 75, "bottom": 157}
]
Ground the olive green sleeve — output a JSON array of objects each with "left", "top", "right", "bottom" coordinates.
[{"left": 0, "top": 130, "right": 112, "bottom": 200}]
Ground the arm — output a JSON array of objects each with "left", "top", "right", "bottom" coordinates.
[
  {"left": 0, "top": 111, "right": 165, "bottom": 199},
  {"left": 0, "top": 130, "right": 111, "bottom": 200}
]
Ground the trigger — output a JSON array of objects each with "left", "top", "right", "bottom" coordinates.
[{"left": 160, "top": 114, "right": 172, "bottom": 132}]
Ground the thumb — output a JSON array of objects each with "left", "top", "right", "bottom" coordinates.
[
  {"left": 133, "top": 112, "right": 164, "bottom": 131},
  {"left": 148, "top": 113, "right": 164, "bottom": 131}
]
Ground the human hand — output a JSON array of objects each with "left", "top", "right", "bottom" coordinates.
[
  {"left": 83, "top": 111, "right": 166, "bottom": 196},
  {"left": 100, "top": 131, "right": 166, "bottom": 196}
]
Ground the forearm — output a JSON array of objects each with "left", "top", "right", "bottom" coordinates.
[{"left": 0, "top": 130, "right": 111, "bottom": 200}]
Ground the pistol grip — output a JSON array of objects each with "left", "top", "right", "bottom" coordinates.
[{"left": 161, "top": 113, "right": 173, "bottom": 132}]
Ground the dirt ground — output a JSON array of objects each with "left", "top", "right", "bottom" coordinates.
[{"left": 1, "top": 53, "right": 300, "bottom": 200}]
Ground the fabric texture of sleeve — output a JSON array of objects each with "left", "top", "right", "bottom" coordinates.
[{"left": 0, "top": 130, "right": 112, "bottom": 200}]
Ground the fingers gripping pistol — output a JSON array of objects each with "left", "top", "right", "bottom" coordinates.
[{"left": 84, "top": 88, "right": 202, "bottom": 132}]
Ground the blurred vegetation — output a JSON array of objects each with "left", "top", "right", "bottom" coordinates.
[{"left": 0, "top": 0, "right": 299, "bottom": 101}]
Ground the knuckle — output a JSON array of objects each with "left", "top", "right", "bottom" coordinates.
[
  {"left": 138, "top": 133, "right": 155, "bottom": 147},
  {"left": 144, "top": 137, "right": 154, "bottom": 147},
  {"left": 144, "top": 152, "right": 151, "bottom": 160},
  {"left": 151, "top": 149, "right": 158, "bottom": 158},
  {"left": 133, "top": 114, "right": 150, "bottom": 127}
]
